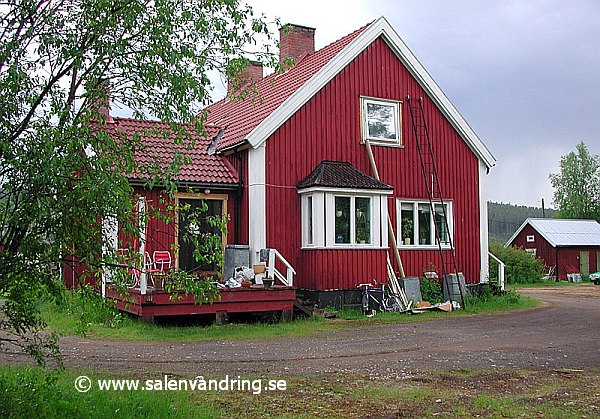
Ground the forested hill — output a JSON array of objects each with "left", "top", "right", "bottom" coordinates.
[{"left": 488, "top": 201, "right": 556, "bottom": 243}]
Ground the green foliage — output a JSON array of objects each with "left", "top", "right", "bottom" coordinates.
[
  {"left": 0, "top": 0, "right": 277, "bottom": 363},
  {"left": 0, "top": 366, "right": 220, "bottom": 418},
  {"left": 549, "top": 142, "right": 600, "bottom": 221},
  {"left": 49, "top": 285, "right": 124, "bottom": 336},
  {"left": 419, "top": 276, "right": 444, "bottom": 304},
  {"left": 489, "top": 242, "right": 544, "bottom": 284},
  {"left": 163, "top": 271, "right": 221, "bottom": 305}
]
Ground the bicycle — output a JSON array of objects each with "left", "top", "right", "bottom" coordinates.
[{"left": 356, "top": 281, "right": 405, "bottom": 314}]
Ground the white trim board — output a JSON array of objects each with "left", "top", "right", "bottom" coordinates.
[
  {"left": 478, "top": 160, "right": 490, "bottom": 283},
  {"left": 247, "top": 145, "right": 266, "bottom": 265},
  {"left": 245, "top": 16, "right": 496, "bottom": 169}
]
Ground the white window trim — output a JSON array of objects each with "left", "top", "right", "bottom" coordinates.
[
  {"left": 360, "top": 96, "right": 402, "bottom": 146},
  {"left": 525, "top": 248, "right": 537, "bottom": 256},
  {"left": 299, "top": 188, "right": 390, "bottom": 250},
  {"left": 396, "top": 199, "right": 454, "bottom": 250},
  {"left": 526, "top": 235, "right": 535, "bottom": 243}
]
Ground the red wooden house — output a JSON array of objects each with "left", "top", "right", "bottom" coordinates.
[
  {"left": 87, "top": 16, "right": 496, "bottom": 314},
  {"left": 506, "top": 218, "right": 600, "bottom": 280}
]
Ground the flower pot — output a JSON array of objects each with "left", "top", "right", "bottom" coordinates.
[
  {"left": 241, "top": 281, "right": 252, "bottom": 288},
  {"left": 263, "top": 279, "right": 273, "bottom": 287}
]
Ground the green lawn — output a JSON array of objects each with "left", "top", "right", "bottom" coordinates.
[
  {"left": 1, "top": 366, "right": 597, "bottom": 418},
  {"left": 40, "top": 289, "right": 541, "bottom": 342}
]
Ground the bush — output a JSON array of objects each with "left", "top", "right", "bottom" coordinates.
[
  {"left": 489, "top": 242, "right": 544, "bottom": 284},
  {"left": 46, "top": 285, "right": 124, "bottom": 335},
  {"left": 419, "top": 276, "right": 444, "bottom": 304}
]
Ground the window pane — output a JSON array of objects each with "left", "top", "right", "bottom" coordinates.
[
  {"left": 418, "top": 203, "right": 432, "bottom": 245},
  {"left": 401, "top": 203, "right": 414, "bottom": 245},
  {"left": 434, "top": 204, "right": 449, "bottom": 245},
  {"left": 355, "top": 197, "right": 371, "bottom": 244},
  {"left": 367, "top": 102, "right": 397, "bottom": 140},
  {"left": 307, "top": 196, "right": 313, "bottom": 245},
  {"left": 335, "top": 197, "right": 351, "bottom": 244}
]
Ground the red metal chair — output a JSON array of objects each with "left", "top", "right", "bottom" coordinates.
[
  {"left": 142, "top": 251, "right": 161, "bottom": 288},
  {"left": 152, "top": 250, "right": 172, "bottom": 273}
]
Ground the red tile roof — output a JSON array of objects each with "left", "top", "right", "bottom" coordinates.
[
  {"left": 105, "top": 117, "right": 239, "bottom": 186},
  {"left": 206, "top": 23, "right": 370, "bottom": 150}
]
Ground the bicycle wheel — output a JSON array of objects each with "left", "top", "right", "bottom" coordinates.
[
  {"left": 361, "top": 289, "right": 369, "bottom": 313},
  {"left": 381, "top": 284, "right": 401, "bottom": 312}
]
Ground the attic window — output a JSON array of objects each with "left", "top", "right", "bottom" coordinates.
[
  {"left": 361, "top": 97, "right": 401, "bottom": 146},
  {"left": 526, "top": 235, "right": 535, "bottom": 243}
]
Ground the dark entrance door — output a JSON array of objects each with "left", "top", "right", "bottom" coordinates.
[{"left": 178, "top": 199, "right": 223, "bottom": 273}]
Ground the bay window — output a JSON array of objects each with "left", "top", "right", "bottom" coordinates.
[{"left": 300, "top": 189, "right": 390, "bottom": 249}]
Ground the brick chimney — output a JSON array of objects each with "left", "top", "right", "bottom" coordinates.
[
  {"left": 227, "top": 61, "right": 264, "bottom": 95},
  {"left": 91, "top": 79, "right": 114, "bottom": 123},
  {"left": 279, "top": 24, "right": 315, "bottom": 63}
]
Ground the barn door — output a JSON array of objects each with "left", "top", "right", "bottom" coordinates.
[{"left": 579, "top": 251, "right": 589, "bottom": 276}]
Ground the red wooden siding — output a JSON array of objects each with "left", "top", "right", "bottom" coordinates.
[
  {"left": 264, "top": 37, "right": 482, "bottom": 290},
  {"left": 510, "top": 224, "right": 556, "bottom": 273},
  {"left": 511, "top": 224, "right": 600, "bottom": 279}
]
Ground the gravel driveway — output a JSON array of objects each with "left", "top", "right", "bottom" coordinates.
[{"left": 2, "top": 285, "right": 599, "bottom": 377}]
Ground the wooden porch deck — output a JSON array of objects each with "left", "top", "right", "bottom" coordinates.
[{"left": 106, "top": 285, "right": 296, "bottom": 321}]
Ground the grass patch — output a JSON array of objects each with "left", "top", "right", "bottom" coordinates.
[
  {"left": 2, "top": 366, "right": 598, "bottom": 417},
  {"left": 0, "top": 366, "right": 224, "bottom": 418},
  {"left": 512, "top": 280, "right": 592, "bottom": 288},
  {"left": 41, "top": 288, "right": 542, "bottom": 342}
]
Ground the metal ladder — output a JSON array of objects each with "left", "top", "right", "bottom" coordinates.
[{"left": 406, "top": 96, "right": 465, "bottom": 307}]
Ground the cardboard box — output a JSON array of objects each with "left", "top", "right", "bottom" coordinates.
[{"left": 253, "top": 264, "right": 266, "bottom": 274}]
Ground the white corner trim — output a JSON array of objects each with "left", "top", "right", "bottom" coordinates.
[
  {"left": 246, "top": 16, "right": 496, "bottom": 169},
  {"left": 478, "top": 160, "right": 490, "bottom": 283},
  {"left": 248, "top": 145, "right": 266, "bottom": 265}
]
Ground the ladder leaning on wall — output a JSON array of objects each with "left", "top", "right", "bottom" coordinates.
[{"left": 406, "top": 96, "right": 465, "bottom": 308}]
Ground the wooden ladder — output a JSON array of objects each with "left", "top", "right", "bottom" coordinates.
[{"left": 406, "top": 96, "right": 465, "bottom": 307}]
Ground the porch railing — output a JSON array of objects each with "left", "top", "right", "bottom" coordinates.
[
  {"left": 489, "top": 252, "right": 505, "bottom": 291},
  {"left": 265, "top": 248, "right": 296, "bottom": 287}
]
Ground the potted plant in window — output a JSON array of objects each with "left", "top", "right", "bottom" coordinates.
[
  {"left": 419, "top": 227, "right": 428, "bottom": 245},
  {"left": 402, "top": 219, "right": 413, "bottom": 245}
]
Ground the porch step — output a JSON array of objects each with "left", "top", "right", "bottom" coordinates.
[{"left": 293, "top": 297, "right": 315, "bottom": 317}]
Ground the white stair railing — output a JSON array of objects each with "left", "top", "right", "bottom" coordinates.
[
  {"left": 489, "top": 252, "right": 505, "bottom": 291},
  {"left": 264, "top": 248, "right": 296, "bottom": 287}
]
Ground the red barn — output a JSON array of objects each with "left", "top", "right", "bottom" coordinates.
[
  {"left": 86, "top": 16, "right": 497, "bottom": 311},
  {"left": 506, "top": 218, "right": 600, "bottom": 280}
]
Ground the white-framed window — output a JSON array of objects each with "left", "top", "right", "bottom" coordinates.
[
  {"left": 300, "top": 189, "right": 390, "bottom": 249},
  {"left": 361, "top": 96, "right": 401, "bottom": 145},
  {"left": 397, "top": 199, "right": 453, "bottom": 248},
  {"left": 525, "top": 248, "right": 537, "bottom": 256},
  {"left": 526, "top": 235, "right": 535, "bottom": 243},
  {"left": 334, "top": 196, "right": 371, "bottom": 245}
]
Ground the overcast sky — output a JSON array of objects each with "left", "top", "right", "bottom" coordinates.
[{"left": 228, "top": 0, "right": 599, "bottom": 208}]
